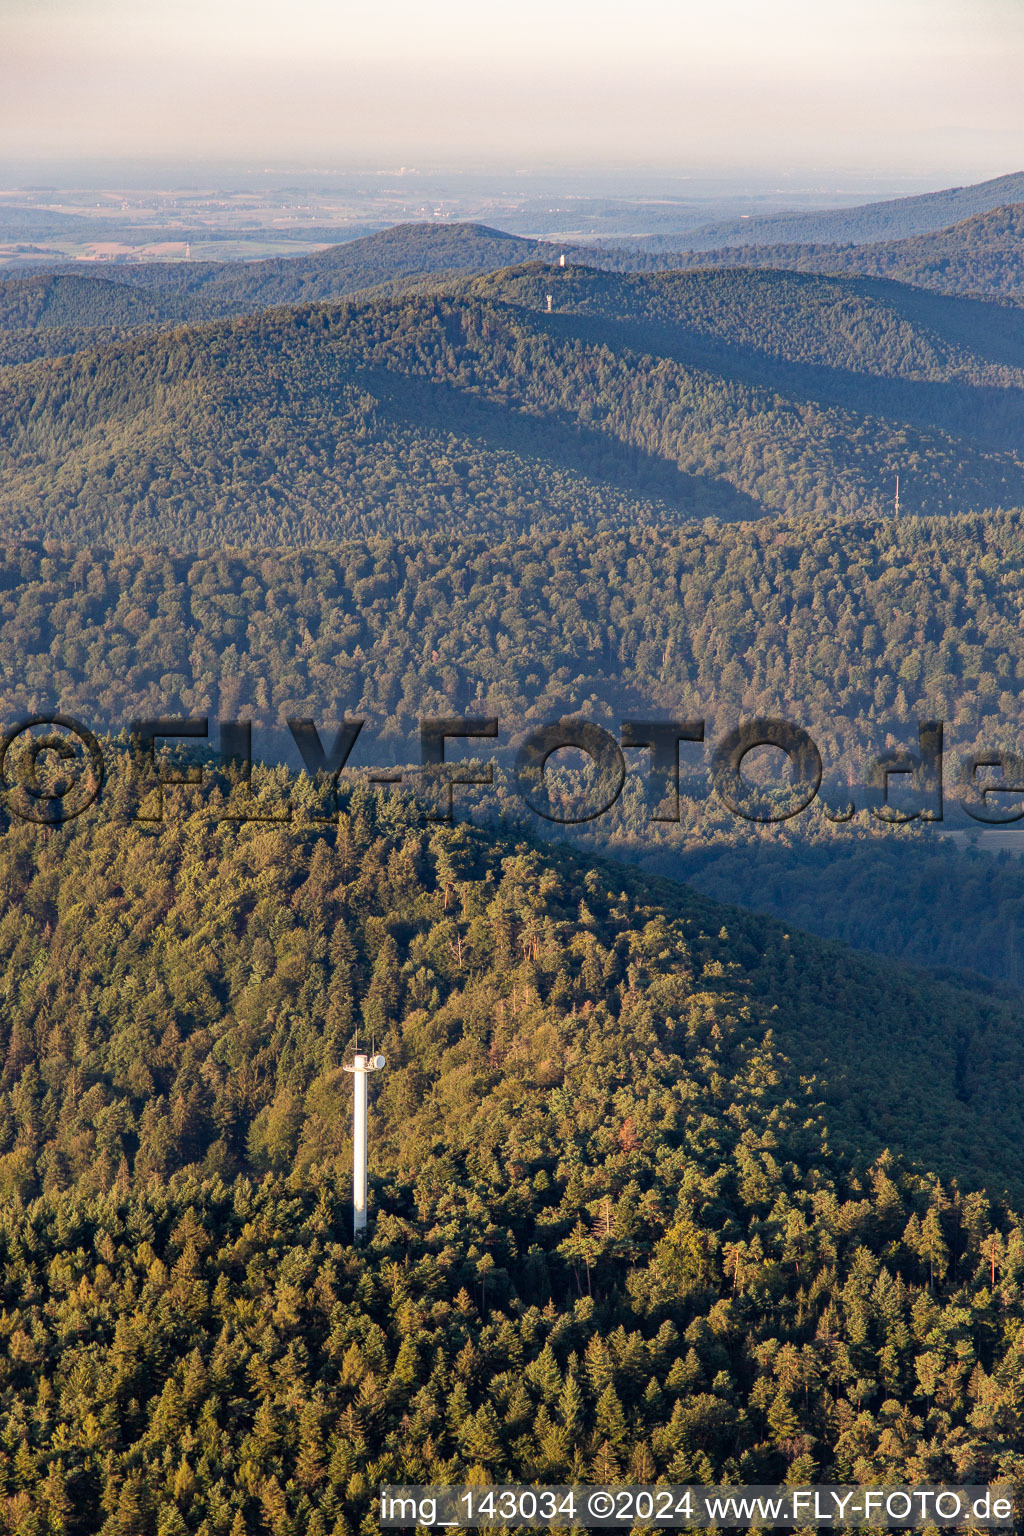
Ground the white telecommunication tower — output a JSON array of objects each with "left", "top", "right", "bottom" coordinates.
[
  {"left": 546, "top": 294, "right": 553, "bottom": 312},
  {"left": 343, "top": 1048, "right": 386, "bottom": 1239}
]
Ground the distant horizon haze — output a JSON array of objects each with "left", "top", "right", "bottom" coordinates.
[
  {"left": 0, "top": 160, "right": 986, "bottom": 202},
  {"left": 1, "top": 0, "right": 1022, "bottom": 182}
]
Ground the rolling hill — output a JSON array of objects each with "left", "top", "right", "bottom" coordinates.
[
  {"left": 4, "top": 174, "right": 1024, "bottom": 1531},
  {"left": 3, "top": 262, "right": 1024, "bottom": 546},
  {"left": 96, "top": 220, "right": 570, "bottom": 309},
  {"left": 7, "top": 509, "right": 1024, "bottom": 988},
  {"left": 2, "top": 222, "right": 565, "bottom": 314},
  {"left": 0, "top": 782, "right": 1022, "bottom": 1528},
  {"left": 667, "top": 168, "right": 1024, "bottom": 249},
  {"left": 0, "top": 223, "right": 575, "bottom": 366},
  {"left": 0, "top": 271, "right": 177, "bottom": 366},
  {"left": 4, "top": 197, "right": 1021, "bottom": 375},
  {"left": 824, "top": 203, "right": 1024, "bottom": 297},
  {"left": 624, "top": 204, "right": 1024, "bottom": 301}
]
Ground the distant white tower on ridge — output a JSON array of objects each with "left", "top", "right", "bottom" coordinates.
[
  {"left": 546, "top": 294, "right": 553, "bottom": 312},
  {"left": 894, "top": 473, "right": 901, "bottom": 517},
  {"left": 559, "top": 253, "right": 565, "bottom": 267},
  {"left": 343, "top": 1048, "right": 386, "bottom": 1239}
]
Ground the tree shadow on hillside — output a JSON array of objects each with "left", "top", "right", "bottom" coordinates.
[
  {"left": 536, "top": 308, "right": 1024, "bottom": 464},
  {"left": 355, "top": 364, "right": 767, "bottom": 524}
]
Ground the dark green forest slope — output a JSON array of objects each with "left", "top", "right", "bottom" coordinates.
[
  {"left": 478, "top": 263, "right": 1024, "bottom": 407},
  {"left": 105, "top": 223, "right": 563, "bottom": 309},
  {"left": 0, "top": 788, "right": 1023, "bottom": 1533},
  {"left": 627, "top": 205, "right": 1024, "bottom": 301},
  {"left": 3, "top": 517, "right": 1024, "bottom": 767},
  {"left": 0, "top": 276, "right": 170, "bottom": 332},
  {"left": 813, "top": 204, "right": 1024, "bottom": 298},
  {"left": 5, "top": 515, "right": 1024, "bottom": 986},
  {"left": 0, "top": 225, "right": 578, "bottom": 367},
  {"left": 3, "top": 265, "right": 1024, "bottom": 544},
  {"left": 3, "top": 205, "right": 1022, "bottom": 384},
  {"left": 0, "top": 225, "right": 570, "bottom": 360},
  {"left": 4, "top": 187, "right": 1024, "bottom": 1534},
  {"left": 673, "top": 831, "right": 1024, "bottom": 988},
  {"left": 666, "top": 170, "right": 1024, "bottom": 249}
]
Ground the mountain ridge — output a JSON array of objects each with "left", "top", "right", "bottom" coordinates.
[
  {"left": 2, "top": 262, "right": 1024, "bottom": 544},
  {"left": 0, "top": 783, "right": 1023, "bottom": 1518},
  {"left": 2, "top": 201, "right": 1022, "bottom": 376},
  {"left": 609, "top": 203, "right": 1024, "bottom": 301},
  {"left": 669, "top": 169, "right": 1024, "bottom": 249}
]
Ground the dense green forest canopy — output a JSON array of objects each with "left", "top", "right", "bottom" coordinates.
[
  {"left": 0, "top": 787, "right": 1022, "bottom": 1531},
  {"left": 1, "top": 517, "right": 1023, "bottom": 763},
  {"left": 2, "top": 266, "right": 1024, "bottom": 545},
  {"left": 475, "top": 263, "right": 1024, "bottom": 386},
  {"left": 614, "top": 206, "right": 1024, "bottom": 302},
  {"left": 5, "top": 513, "right": 1024, "bottom": 985},
  {"left": 0, "top": 275, "right": 176, "bottom": 368},
  {"left": 0, "top": 275, "right": 170, "bottom": 335},
  {"left": 5, "top": 778, "right": 1019, "bottom": 1204},
  {"left": 0, "top": 224, "right": 589, "bottom": 369},
  {"left": 657, "top": 170, "right": 1024, "bottom": 250},
  {"left": 671, "top": 827, "right": 1024, "bottom": 991},
  {"left": 4, "top": 179, "right": 1024, "bottom": 1531},
  {"left": 808, "top": 203, "right": 1024, "bottom": 299},
  {"left": 4, "top": 206, "right": 1024, "bottom": 368},
  {"left": 0, "top": 224, "right": 574, "bottom": 349}
]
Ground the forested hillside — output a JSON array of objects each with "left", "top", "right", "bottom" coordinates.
[
  {"left": 0, "top": 224, "right": 580, "bottom": 366},
  {"left": 478, "top": 264, "right": 1024, "bottom": 402},
  {"left": 3, "top": 516, "right": 1024, "bottom": 765},
  {"left": 0, "top": 274, "right": 176, "bottom": 368},
  {"left": 5, "top": 513, "right": 1024, "bottom": 985},
  {"left": 625, "top": 205, "right": 1024, "bottom": 301},
  {"left": 107, "top": 223, "right": 563, "bottom": 308},
  {"left": 0, "top": 274, "right": 176, "bottom": 335},
  {"left": 662, "top": 170, "right": 1024, "bottom": 249},
  {"left": 673, "top": 830, "right": 1024, "bottom": 989},
  {"left": 0, "top": 224, "right": 570, "bottom": 348},
  {"left": 823, "top": 205, "right": 1024, "bottom": 298},
  {"left": 2, "top": 265, "right": 1024, "bottom": 545},
  {"left": 4, "top": 181, "right": 1024, "bottom": 1534},
  {"left": 3, "top": 206, "right": 1022, "bottom": 382},
  {"left": 0, "top": 787, "right": 1022, "bottom": 1532}
]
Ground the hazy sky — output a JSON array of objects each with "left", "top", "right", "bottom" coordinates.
[{"left": 2, "top": 0, "right": 1023, "bottom": 179}]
